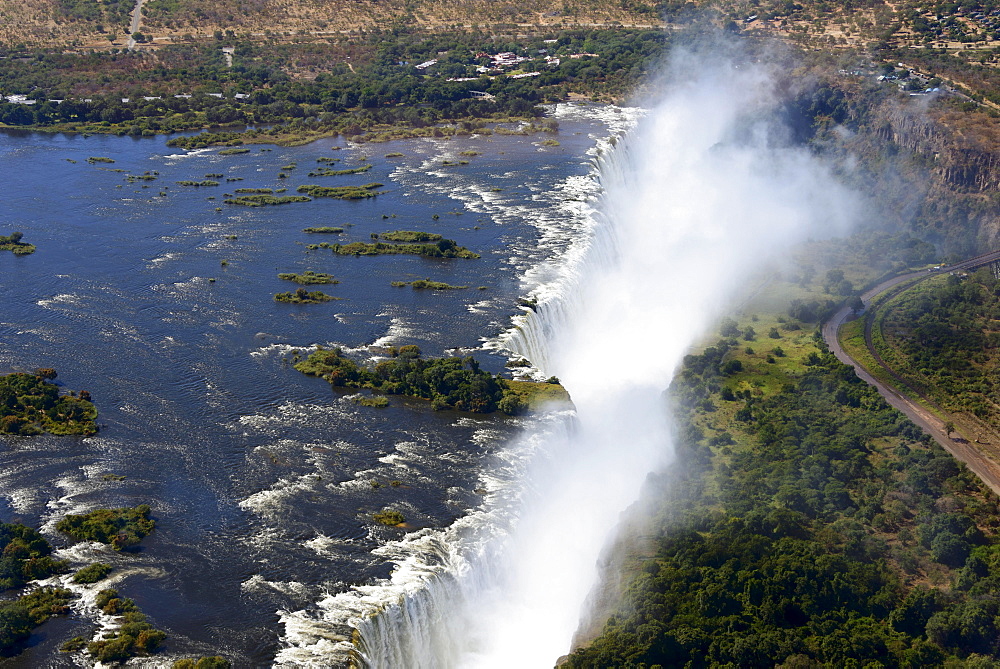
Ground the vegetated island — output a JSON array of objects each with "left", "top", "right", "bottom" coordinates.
[
  {"left": 392, "top": 279, "right": 467, "bottom": 290},
  {"left": 56, "top": 504, "right": 155, "bottom": 551},
  {"left": 0, "top": 523, "right": 76, "bottom": 654},
  {"left": 296, "top": 183, "right": 384, "bottom": 200},
  {"left": 0, "top": 586, "right": 73, "bottom": 654},
  {"left": 0, "top": 522, "right": 69, "bottom": 589},
  {"left": 72, "top": 562, "right": 113, "bottom": 584},
  {"left": 0, "top": 370, "right": 97, "bottom": 435},
  {"left": 278, "top": 271, "right": 338, "bottom": 285},
  {"left": 176, "top": 180, "right": 219, "bottom": 187},
  {"left": 294, "top": 344, "right": 567, "bottom": 414},
  {"left": 307, "top": 164, "right": 373, "bottom": 177},
  {"left": 373, "top": 509, "right": 405, "bottom": 526},
  {"left": 0, "top": 232, "right": 36, "bottom": 256},
  {"left": 224, "top": 194, "right": 311, "bottom": 207},
  {"left": 328, "top": 237, "right": 478, "bottom": 259},
  {"left": 274, "top": 287, "right": 337, "bottom": 304},
  {"left": 66, "top": 588, "right": 166, "bottom": 663},
  {"left": 376, "top": 230, "right": 442, "bottom": 242},
  {"left": 303, "top": 227, "right": 344, "bottom": 234}
]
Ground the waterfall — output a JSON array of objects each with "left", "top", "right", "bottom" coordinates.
[{"left": 277, "top": 40, "right": 862, "bottom": 669}]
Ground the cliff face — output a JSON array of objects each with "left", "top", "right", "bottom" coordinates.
[{"left": 836, "top": 90, "right": 1000, "bottom": 256}]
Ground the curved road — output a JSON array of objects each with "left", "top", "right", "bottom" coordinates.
[{"left": 822, "top": 256, "right": 1000, "bottom": 496}]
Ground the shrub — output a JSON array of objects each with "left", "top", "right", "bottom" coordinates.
[
  {"left": 56, "top": 505, "right": 154, "bottom": 550},
  {"left": 373, "top": 509, "right": 405, "bottom": 525},
  {"left": 73, "top": 562, "right": 113, "bottom": 584}
]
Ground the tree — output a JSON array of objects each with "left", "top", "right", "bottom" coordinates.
[{"left": 944, "top": 420, "right": 955, "bottom": 437}]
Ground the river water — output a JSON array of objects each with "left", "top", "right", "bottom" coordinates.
[{"left": 0, "top": 104, "right": 636, "bottom": 667}]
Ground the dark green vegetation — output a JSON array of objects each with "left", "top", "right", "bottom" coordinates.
[
  {"left": 0, "top": 523, "right": 68, "bottom": 590},
  {"left": 303, "top": 226, "right": 344, "bottom": 234},
  {"left": 233, "top": 187, "right": 273, "bottom": 194},
  {"left": 0, "top": 588, "right": 72, "bottom": 654},
  {"left": 277, "top": 270, "right": 338, "bottom": 285},
  {"left": 86, "top": 589, "right": 166, "bottom": 663},
  {"left": 391, "top": 279, "right": 467, "bottom": 290},
  {"left": 172, "top": 658, "right": 232, "bottom": 669},
  {"left": 295, "top": 183, "right": 383, "bottom": 199},
  {"left": 0, "top": 28, "right": 668, "bottom": 144},
  {"left": 0, "top": 371, "right": 97, "bottom": 435},
  {"left": 307, "top": 164, "right": 372, "bottom": 177},
  {"left": 354, "top": 396, "right": 390, "bottom": 408},
  {"left": 327, "top": 238, "right": 478, "bottom": 259},
  {"left": 0, "top": 232, "right": 35, "bottom": 256},
  {"left": 376, "top": 230, "right": 442, "bottom": 242},
  {"left": 0, "top": 525, "right": 77, "bottom": 655},
  {"left": 873, "top": 269, "right": 1000, "bottom": 425},
  {"left": 217, "top": 147, "right": 249, "bottom": 155},
  {"left": 176, "top": 180, "right": 219, "bottom": 186},
  {"left": 568, "top": 329, "right": 1000, "bottom": 667},
  {"left": 372, "top": 509, "right": 405, "bottom": 525},
  {"left": 274, "top": 288, "right": 336, "bottom": 303},
  {"left": 71, "top": 562, "right": 113, "bottom": 584},
  {"left": 86, "top": 156, "right": 114, "bottom": 164},
  {"left": 56, "top": 504, "right": 155, "bottom": 550},
  {"left": 223, "top": 194, "right": 311, "bottom": 206},
  {"left": 295, "top": 345, "right": 553, "bottom": 414}
]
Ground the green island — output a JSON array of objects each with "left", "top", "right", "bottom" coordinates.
[
  {"left": 176, "top": 180, "right": 219, "bottom": 187},
  {"left": 307, "top": 164, "right": 372, "bottom": 177},
  {"left": 391, "top": 279, "right": 467, "bottom": 290},
  {"left": 328, "top": 238, "right": 478, "bottom": 259},
  {"left": 218, "top": 148, "right": 250, "bottom": 156},
  {"left": 376, "top": 231, "right": 442, "bottom": 243},
  {"left": 277, "top": 271, "right": 338, "bottom": 285},
  {"left": 296, "top": 183, "right": 383, "bottom": 200},
  {"left": 0, "top": 370, "right": 97, "bottom": 435},
  {"left": 294, "top": 344, "right": 567, "bottom": 414},
  {"left": 72, "top": 562, "right": 113, "bottom": 584},
  {"left": 0, "top": 522, "right": 69, "bottom": 589},
  {"left": 224, "top": 194, "right": 311, "bottom": 206},
  {"left": 274, "top": 288, "right": 337, "bottom": 304},
  {"left": 354, "top": 395, "right": 390, "bottom": 408},
  {"left": 86, "top": 157, "right": 114, "bottom": 164},
  {"left": 125, "top": 172, "right": 157, "bottom": 182},
  {"left": 303, "top": 227, "right": 344, "bottom": 234},
  {"left": 0, "top": 524, "right": 102, "bottom": 654},
  {"left": 0, "top": 587, "right": 73, "bottom": 653},
  {"left": 0, "top": 232, "right": 36, "bottom": 256},
  {"left": 372, "top": 509, "right": 406, "bottom": 526},
  {"left": 56, "top": 504, "right": 155, "bottom": 550},
  {"left": 233, "top": 187, "right": 273, "bottom": 194},
  {"left": 172, "top": 658, "right": 232, "bottom": 669},
  {"left": 70, "top": 588, "right": 166, "bottom": 663}
]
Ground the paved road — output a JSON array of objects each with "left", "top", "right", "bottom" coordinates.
[
  {"left": 823, "top": 263, "right": 1000, "bottom": 496},
  {"left": 126, "top": 0, "right": 146, "bottom": 50}
]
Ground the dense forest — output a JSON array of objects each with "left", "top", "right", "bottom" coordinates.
[
  {"left": 295, "top": 345, "right": 562, "bottom": 414},
  {"left": 0, "top": 28, "right": 668, "bottom": 137},
  {"left": 568, "top": 333, "right": 1000, "bottom": 666}
]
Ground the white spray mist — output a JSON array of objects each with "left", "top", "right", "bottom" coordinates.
[
  {"left": 334, "top": 38, "right": 862, "bottom": 669},
  {"left": 464, "top": 42, "right": 859, "bottom": 666}
]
